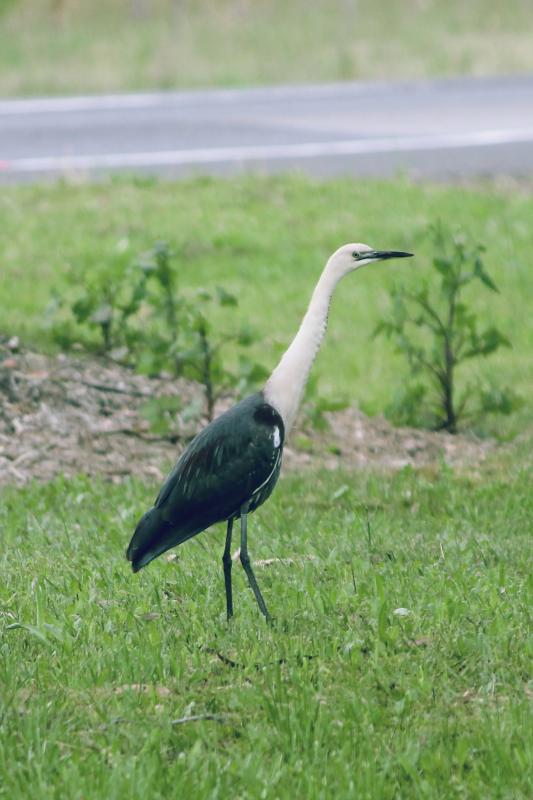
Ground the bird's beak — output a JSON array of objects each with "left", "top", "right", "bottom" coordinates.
[{"left": 363, "top": 250, "right": 414, "bottom": 261}]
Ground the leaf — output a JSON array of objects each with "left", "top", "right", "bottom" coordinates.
[
  {"left": 372, "top": 320, "right": 395, "bottom": 339},
  {"left": 433, "top": 256, "right": 452, "bottom": 276},
  {"left": 152, "top": 241, "right": 172, "bottom": 261},
  {"left": 479, "top": 386, "right": 523, "bottom": 415},
  {"left": 6, "top": 622, "right": 67, "bottom": 645},
  {"left": 135, "top": 350, "right": 166, "bottom": 376},
  {"left": 237, "top": 358, "right": 270, "bottom": 384},
  {"left": 332, "top": 484, "right": 349, "bottom": 500},
  {"left": 71, "top": 296, "right": 94, "bottom": 323},
  {"left": 216, "top": 286, "right": 238, "bottom": 306},
  {"left": 474, "top": 257, "right": 499, "bottom": 292},
  {"left": 195, "top": 288, "right": 212, "bottom": 302},
  {"left": 6, "top": 622, "right": 49, "bottom": 644},
  {"left": 190, "top": 312, "right": 209, "bottom": 334},
  {"left": 463, "top": 326, "right": 511, "bottom": 358},
  {"left": 137, "top": 258, "right": 156, "bottom": 274},
  {"left": 236, "top": 323, "right": 256, "bottom": 346},
  {"left": 377, "top": 601, "right": 389, "bottom": 644}
]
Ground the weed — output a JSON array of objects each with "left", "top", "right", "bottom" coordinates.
[
  {"left": 49, "top": 241, "right": 267, "bottom": 423},
  {"left": 375, "top": 224, "right": 519, "bottom": 432}
]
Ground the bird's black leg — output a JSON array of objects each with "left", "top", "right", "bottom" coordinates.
[
  {"left": 239, "top": 506, "right": 271, "bottom": 621},
  {"left": 222, "top": 518, "right": 234, "bottom": 621}
]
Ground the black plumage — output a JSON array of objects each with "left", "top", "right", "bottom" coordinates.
[{"left": 126, "top": 392, "right": 284, "bottom": 619}]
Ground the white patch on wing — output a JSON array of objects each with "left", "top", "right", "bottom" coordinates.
[{"left": 272, "top": 426, "right": 281, "bottom": 448}]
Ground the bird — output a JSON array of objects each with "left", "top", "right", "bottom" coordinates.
[{"left": 126, "top": 243, "right": 413, "bottom": 621}]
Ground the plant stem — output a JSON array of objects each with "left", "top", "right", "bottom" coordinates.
[
  {"left": 198, "top": 320, "right": 215, "bottom": 421},
  {"left": 442, "top": 273, "right": 459, "bottom": 433},
  {"left": 101, "top": 320, "right": 112, "bottom": 353}
]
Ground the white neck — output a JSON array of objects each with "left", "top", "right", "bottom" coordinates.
[{"left": 264, "top": 255, "right": 347, "bottom": 434}]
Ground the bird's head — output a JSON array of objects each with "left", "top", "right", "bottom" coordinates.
[{"left": 327, "top": 242, "right": 413, "bottom": 279}]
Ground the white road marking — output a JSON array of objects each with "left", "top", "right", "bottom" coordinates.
[
  {"left": 0, "top": 94, "right": 166, "bottom": 116},
  {"left": 4, "top": 128, "right": 533, "bottom": 174},
  {"left": 0, "top": 80, "right": 434, "bottom": 116}
]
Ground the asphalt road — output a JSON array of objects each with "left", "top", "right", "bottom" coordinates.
[{"left": 1, "top": 76, "right": 533, "bottom": 184}]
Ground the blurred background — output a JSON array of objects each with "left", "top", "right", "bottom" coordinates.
[
  {"left": 1, "top": 0, "right": 532, "bottom": 439},
  {"left": 1, "top": 0, "right": 533, "bottom": 96}
]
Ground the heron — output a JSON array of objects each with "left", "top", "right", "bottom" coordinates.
[{"left": 126, "top": 243, "right": 413, "bottom": 621}]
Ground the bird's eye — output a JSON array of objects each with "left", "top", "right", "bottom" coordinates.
[{"left": 352, "top": 251, "right": 360, "bottom": 259}]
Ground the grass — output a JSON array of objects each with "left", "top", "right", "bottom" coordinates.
[
  {"left": 1, "top": 173, "right": 532, "bottom": 795},
  {"left": 1, "top": 449, "right": 532, "bottom": 797},
  {"left": 1, "top": 1, "right": 533, "bottom": 97},
  {"left": 1, "top": 174, "right": 532, "bottom": 436},
  {"left": 2, "top": 5, "right": 533, "bottom": 789}
]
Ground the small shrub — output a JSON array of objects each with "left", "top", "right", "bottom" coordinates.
[
  {"left": 49, "top": 240, "right": 267, "bottom": 424},
  {"left": 173, "top": 287, "right": 269, "bottom": 421},
  {"left": 375, "top": 224, "right": 518, "bottom": 432}
]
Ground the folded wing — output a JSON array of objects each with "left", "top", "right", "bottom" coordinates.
[{"left": 126, "top": 393, "right": 284, "bottom": 571}]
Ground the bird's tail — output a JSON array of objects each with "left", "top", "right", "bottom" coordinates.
[{"left": 126, "top": 506, "right": 172, "bottom": 572}]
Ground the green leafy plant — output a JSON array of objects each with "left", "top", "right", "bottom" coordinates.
[
  {"left": 49, "top": 243, "right": 151, "bottom": 357},
  {"left": 375, "top": 224, "right": 518, "bottom": 432},
  {"left": 49, "top": 240, "right": 267, "bottom": 424},
  {"left": 176, "top": 287, "right": 269, "bottom": 421}
]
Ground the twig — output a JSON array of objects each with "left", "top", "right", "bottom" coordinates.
[
  {"left": 171, "top": 713, "right": 227, "bottom": 726},
  {"left": 78, "top": 379, "right": 152, "bottom": 398},
  {"left": 95, "top": 428, "right": 180, "bottom": 444},
  {"left": 212, "top": 650, "right": 240, "bottom": 668},
  {"left": 207, "top": 648, "right": 317, "bottom": 671}
]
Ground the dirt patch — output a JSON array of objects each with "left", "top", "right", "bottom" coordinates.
[
  {"left": 287, "top": 406, "right": 494, "bottom": 472},
  {"left": 0, "top": 338, "right": 494, "bottom": 488}
]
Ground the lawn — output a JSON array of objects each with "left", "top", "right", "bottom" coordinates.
[
  {"left": 1, "top": 1, "right": 533, "bottom": 97},
  {"left": 1, "top": 451, "right": 531, "bottom": 798},
  {"left": 1, "top": 175, "right": 532, "bottom": 435},
  {"left": 1, "top": 174, "right": 532, "bottom": 796}
]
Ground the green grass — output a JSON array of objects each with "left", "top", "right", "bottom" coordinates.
[
  {"left": 1, "top": 175, "right": 532, "bottom": 436},
  {"left": 1, "top": 0, "right": 533, "bottom": 96},
  {"left": 1, "top": 173, "right": 532, "bottom": 795},
  {"left": 1, "top": 450, "right": 532, "bottom": 797}
]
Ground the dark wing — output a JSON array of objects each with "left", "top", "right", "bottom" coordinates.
[
  {"left": 127, "top": 394, "right": 284, "bottom": 571},
  {"left": 156, "top": 407, "right": 280, "bottom": 525}
]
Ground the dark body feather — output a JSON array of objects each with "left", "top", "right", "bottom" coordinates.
[{"left": 126, "top": 392, "right": 284, "bottom": 572}]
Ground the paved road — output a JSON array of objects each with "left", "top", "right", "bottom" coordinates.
[{"left": 1, "top": 76, "right": 533, "bottom": 183}]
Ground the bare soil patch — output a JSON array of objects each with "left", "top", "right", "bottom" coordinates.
[{"left": 0, "top": 339, "right": 494, "bottom": 488}]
